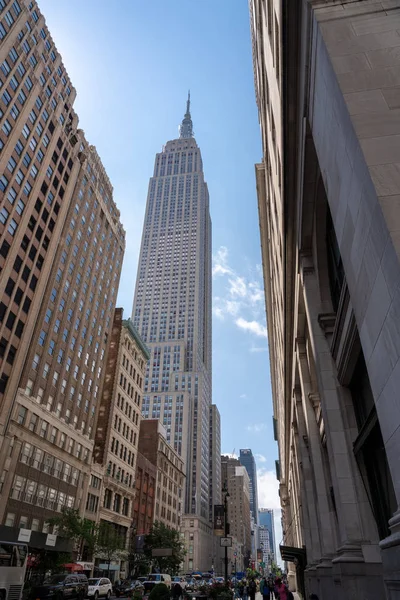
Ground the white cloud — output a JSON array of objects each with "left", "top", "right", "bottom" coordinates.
[
  {"left": 212, "top": 246, "right": 233, "bottom": 277},
  {"left": 246, "top": 423, "right": 266, "bottom": 433},
  {"left": 222, "top": 452, "right": 238, "bottom": 459},
  {"left": 255, "top": 453, "right": 267, "bottom": 463},
  {"left": 239, "top": 394, "right": 247, "bottom": 399},
  {"left": 249, "top": 346, "right": 268, "bottom": 353},
  {"left": 236, "top": 318, "right": 268, "bottom": 338},
  {"left": 212, "top": 246, "right": 268, "bottom": 340}
]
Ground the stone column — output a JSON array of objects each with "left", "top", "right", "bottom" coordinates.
[
  {"left": 293, "top": 386, "right": 322, "bottom": 565},
  {"left": 296, "top": 339, "right": 337, "bottom": 561},
  {"left": 300, "top": 257, "right": 385, "bottom": 598}
]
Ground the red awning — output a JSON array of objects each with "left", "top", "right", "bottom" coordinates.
[{"left": 63, "top": 563, "right": 83, "bottom": 572}]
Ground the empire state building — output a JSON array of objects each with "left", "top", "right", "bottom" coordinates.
[{"left": 132, "top": 95, "right": 214, "bottom": 525}]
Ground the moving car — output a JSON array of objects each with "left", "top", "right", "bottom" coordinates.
[
  {"left": 172, "top": 577, "right": 186, "bottom": 590},
  {"left": 147, "top": 574, "right": 172, "bottom": 588},
  {"left": 87, "top": 578, "right": 112, "bottom": 599},
  {"left": 30, "top": 574, "right": 88, "bottom": 600}
]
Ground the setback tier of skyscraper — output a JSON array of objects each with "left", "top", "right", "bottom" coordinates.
[
  {"left": 132, "top": 94, "right": 212, "bottom": 520},
  {"left": 0, "top": 0, "right": 125, "bottom": 542}
]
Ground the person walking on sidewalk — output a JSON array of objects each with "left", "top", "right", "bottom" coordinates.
[
  {"left": 274, "top": 578, "right": 294, "bottom": 600},
  {"left": 248, "top": 578, "right": 257, "bottom": 600},
  {"left": 260, "top": 577, "right": 271, "bottom": 600}
]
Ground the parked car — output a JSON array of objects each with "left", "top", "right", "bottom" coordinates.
[
  {"left": 142, "top": 582, "right": 157, "bottom": 600},
  {"left": 87, "top": 578, "right": 112, "bottom": 599},
  {"left": 30, "top": 574, "right": 89, "bottom": 600},
  {"left": 114, "top": 580, "right": 143, "bottom": 598}
]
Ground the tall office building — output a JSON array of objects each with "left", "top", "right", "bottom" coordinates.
[
  {"left": 239, "top": 449, "right": 259, "bottom": 524},
  {"left": 0, "top": 0, "right": 125, "bottom": 547},
  {"left": 132, "top": 94, "right": 212, "bottom": 521},
  {"left": 209, "top": 404, "right": 221, "bottom": 522},
  {"left": 259, "top": 509, "right": 276, "bottom": 564},
  {"left": 250, "top": 1, "right": 400, "bottom": 597}
]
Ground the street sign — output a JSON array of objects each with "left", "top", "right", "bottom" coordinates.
[
  {"left": 152, "top": 548, "right": 173, "bottom": 557},
  {"left": 260, "top": 562, "right": 265, "bottom": 568},
  {"left": 220, "top": 537, "right": 232, "bottom": 547}
]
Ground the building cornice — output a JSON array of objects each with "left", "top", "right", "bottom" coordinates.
[{"left": 122, "top": 318, "right": 150, "bottom": 360}]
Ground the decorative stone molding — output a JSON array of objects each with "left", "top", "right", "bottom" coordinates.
[{"left": 318, "top": 312, "right": 336, "bottom": 335}]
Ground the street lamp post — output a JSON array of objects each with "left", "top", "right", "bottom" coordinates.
[{"left": 222, "top": 482, "right": 230, "bottom": 582}]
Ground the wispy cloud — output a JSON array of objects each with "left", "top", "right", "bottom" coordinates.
[
  {"left": 212, "top": 246, "right": 267, "bottom": 340},
  {"left": 246, "top": 423, "right": 266, "bottom": 433},
  {"left": 249, "top": 346, "right": 268, "bottom": 353},
  {"left": 255, "top": 453, "right": 267, "bottom": 463},
  {"left": 236, "top": 318, "right": 268, "bottom": 338},
  {"left": 239, "top": 393, "right": 247, "bottom": 399}
]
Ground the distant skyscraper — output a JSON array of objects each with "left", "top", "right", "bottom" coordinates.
[
  {"left": 240, "top": 449, "right": 259, "bottom": 524},
  {"left": 132, "top": 93, "right": 212, "bottom": 522},
  {"left": 259, "top": 508, "right": 276, "bottom": 563}
]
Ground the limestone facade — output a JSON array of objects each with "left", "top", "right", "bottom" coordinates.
[{"left": 250, "top": 0, "right": 400, "bottom": 598}]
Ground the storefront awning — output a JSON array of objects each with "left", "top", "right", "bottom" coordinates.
[{"left": 279, "top": 545, "right": 307, "bottom": 568}]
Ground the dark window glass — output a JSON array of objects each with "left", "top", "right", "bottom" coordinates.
[
  {"left": 15, "top": 319, "right": 24, "bottom": 338},
  {"left": 21, "top": 266, "right": 30, "bottom": 282},
  {"left": 0, "top": 240, "right": 10, "bottom": 258},
  {"left": 21, "top": 235, "right": 29, "bottom": 251},
  {"left": 35, "top": 226, "right": 43, "bottom": 241},
  {"left": 14, "top": 287, "right": 23, "bottom": 305},
  {"left": 5, "top": 277, "right": 15, "bottom": 296},
  {"left": 6, "top": 344, "right": 16, "bottom": 365},
  {"left": 29, "top": 274, "right": 38, "bottom": 291},
  {"left": 13, "top": 255, "right": 22, "bottom": 273},
  {"left": 0, "top": 337, "right": 8, "bottom": 358},
  {"left": 28, "top": 245, "right": 37, "bottom": 261},
  {"left": 351, "top": 352, "right": 397, "bottom": 540},
  {"left": 5, "top": 311, "right": 16, "bottom": 330},
  {"left": 326, "top": 208, "right": 344, "bottom": 312},
  {"left": 0, "top": 302, "right": 7, "bottom": 321},
  {"left": 22, "top": 297, "right": 31, "bottom": 313}
]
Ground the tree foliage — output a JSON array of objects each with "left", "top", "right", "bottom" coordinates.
[
  {"left": 47, "top": 508, "right": 97, "bottom": 557},
  {"left": 144, "top": 521, "right": 186, "bottom": 575},
  {"left": 95, "top": 521, "right": 127, "bottom": 565}
]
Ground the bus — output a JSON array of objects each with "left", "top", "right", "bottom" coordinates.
[{"left": 0, "top": 541, "right": 28, "bottom": 600}]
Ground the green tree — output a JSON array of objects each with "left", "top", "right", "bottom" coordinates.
[
  {"left": 144, "top": 521, "right": 185, "bottom": 575},
  {"left": 47, "top": 508, "right": 97, "bottom": 559},
  {"left": 95, "top": 521, "right": 127, "bottom": 578}
]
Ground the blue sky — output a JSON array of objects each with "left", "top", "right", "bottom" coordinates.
[{"left": 39, "top": 0, "right": 282, "bottom": 550}]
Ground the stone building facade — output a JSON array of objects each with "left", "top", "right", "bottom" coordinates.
[
  {"left": 250, "top": 0, "right": 400, "bottom": 598},
  {"left": 138, "top": 419, "right": 185, "bottom": 531},
  {"left": 133, "top": 451, "right": 156, "bottom": 536},
  {"left": 0, "top": 0, "right": 125, "bottom": 551},
  {"left": 92, "top": 308, "right": 149, "bottom": 578},
  {"left": 221, "top": 455, "right": 252, "bottom": 571}
]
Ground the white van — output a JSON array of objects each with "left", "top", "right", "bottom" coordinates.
[{"left": 147, "top": 574, "right": 172, "bottom": 588}]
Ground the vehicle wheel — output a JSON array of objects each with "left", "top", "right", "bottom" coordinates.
[
  {"left": 94, "top": 592, "right": 99, "bottom": 600},
  {"left": 106, "top": 592, "right": 111, "bottom": 600}
]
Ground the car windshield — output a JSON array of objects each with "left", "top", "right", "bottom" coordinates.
[
  {"left": 44, "top": 576, "right": 66, "bottom": 585},
  {"left": 88, "top": 580, "right": 100, "bottom": 585},
  {"left": 147, "top": 575, "right": 160, "bottom": 582}
]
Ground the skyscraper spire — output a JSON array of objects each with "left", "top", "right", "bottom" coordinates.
[{"left": 179, "top": 90, "right": 194, "bottom": 138}]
